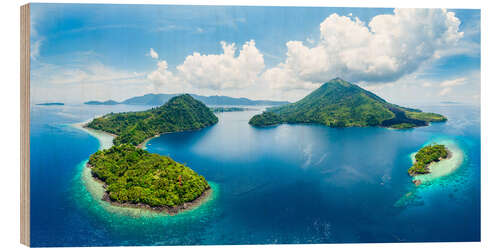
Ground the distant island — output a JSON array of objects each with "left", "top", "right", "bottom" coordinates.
[
  {"left": 86, "top": 94, "right": 218, "bottom": 146},
  {"left": 211, "top": 107, "right": 256, "bottom": 113},
  {"left": 88, "top": 144, "right": 211, "bottom": 214},
  {"left": 85, "top": 93, "right": 289, "bottom": 107},
  {"left": 36, "top": 102, "right": 64, "bottom": 106},
  {"left": 84, "top": 100, "right": 120, "bottom": 105},
  {"left": 408, "top": 144, "right": 449, "bottom": 176},
  {"left": 249, "top": 78, "right": 446, "bottom": 129},
  {"left": 440, "top": 101, "right": 462, "bottom": 104}
]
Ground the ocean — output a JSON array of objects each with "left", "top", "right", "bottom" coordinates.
[{"left": 29, "top": 103, "right": 480, "bottom": 247}]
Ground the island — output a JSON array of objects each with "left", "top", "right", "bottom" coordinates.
[
  {"left": 81, "top": 94, "right": 218, "bottom": 214},
  {"left": 84, "top": 100, "right": 120, "bottom": 105},
  {"left": 88, "top": 144, "right": 211, "bottom": 214},
  {"left": 408, "top": 144, "right": 449, "bottom": 176},
  {"left": 86, "top": 94, "right": 218, "bottom": 146},
  {"left": 249, "top": 78, "right": 446, "bottom": 129},
  {"left": 36, "top": 102, "right": 64, "bottom": 106},
  {"left": 210, "top": 107, "right": 256, "bottom": 113}
]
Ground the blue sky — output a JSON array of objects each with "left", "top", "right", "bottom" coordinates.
[{"left": 30, "top": 4, "right": 480, "bottom": 105}]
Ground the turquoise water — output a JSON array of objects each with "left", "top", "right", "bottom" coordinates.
[{"left": 30, "top": 103, "right": 480, "bottom": 246}]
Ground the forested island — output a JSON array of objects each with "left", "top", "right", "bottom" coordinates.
[
  {"left": 249, "top": 78, "right": 446, "bottom": 129},
  {"left": 88, "top": 144, "right": 210, "bottom": 213},
  {"left": 408, "top": 144, "right": 450, "bottom": 176},
  {"left": 86, "top": 94, "right": 218, "bottom": 146},
  {"left": 84, "top": 100, "right": 120, "bottom": 105},
  {"left": 37, "top": 102, "right": 64, "bottom": 106}
]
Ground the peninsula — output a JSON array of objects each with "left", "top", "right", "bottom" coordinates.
[
  {"left": 249, "top": 78, "right": 446, "bottom": 129},
  {"left": 88, "top": 144, "right": 211, "bottom": 213},
  {"left": 86, "top": 94, "right": 218, "bottom": 146}
]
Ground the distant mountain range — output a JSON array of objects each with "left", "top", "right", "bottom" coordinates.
[
  {"left": 84, "top": 93, "right": 289, "bottom": 106},
  {"left": 249, "top": 78, "right": 447, "bottom": 129}
]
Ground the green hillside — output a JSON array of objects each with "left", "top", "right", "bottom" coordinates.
[
  {"left": 249, "top": 78, "right": 446, "bottom": 128},
  {"left": 87, "top": 94, "right": 218, "bottom": 146}
]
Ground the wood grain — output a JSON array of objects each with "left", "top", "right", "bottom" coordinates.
[{"left": 20, "top": 3, "right": 30, "bottom": 247}]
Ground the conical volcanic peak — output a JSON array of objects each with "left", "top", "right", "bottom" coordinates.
[{"left": 249, "top": 79, "right": 446, "bottom": 129}]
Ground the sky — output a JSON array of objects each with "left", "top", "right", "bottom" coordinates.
[{"left": 30, "top": 4, "right": 480, "bottom": 105}]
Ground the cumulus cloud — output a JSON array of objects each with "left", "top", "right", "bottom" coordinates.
[
  {"left": 145, "top": 40, "right": 265, "bottom": 93},
  {"left": 141, "top": 9, "right": 472, "bottom": 102},
  {"left": 147, "top": 60, "right": 181, "bottom": 90},
  {"left": 263, "top": 9, "right": 464, "bottom": 90},
  {"left": 149, "top": 48, "right": 159, "bottom": 59},
  {"left": 176, "top": 40, "right": 265, "bottom": 90}
]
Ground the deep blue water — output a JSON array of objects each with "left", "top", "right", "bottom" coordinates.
[{"left": 30, "top": 103, "right": 480, "bottom": 247}]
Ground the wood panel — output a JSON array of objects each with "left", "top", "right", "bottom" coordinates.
[{"left": 20, "top": 3, "right": 30, "bottom": 247}]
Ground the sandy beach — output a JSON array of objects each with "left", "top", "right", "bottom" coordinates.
[{"left": 71, "top": 120, "right": 115, "bottom": 150}]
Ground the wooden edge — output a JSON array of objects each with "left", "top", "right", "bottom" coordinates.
[{"left": 20, "top": 3, "right": 30, "bottom": 247}]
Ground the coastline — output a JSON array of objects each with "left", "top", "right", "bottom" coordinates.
[
  {"left": 250, "top": 120, "right": 440, "bottom": 130},
  {"left": 137, "top": 135, "right": 158, "bottom": 149},
  {"left": 136, "top": 124, "right": 218, "bottom": 149},
  {"left": 71, "top": 120, "right": 115, "bottom": 150},
  {"left": 410, "top": 140, "right": 464, "bottom": 184},
  {"left": 73, "top": 119, "right": 214, "bottom": 216}
]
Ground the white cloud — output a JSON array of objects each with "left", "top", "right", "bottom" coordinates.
[
  {"left": 37, "top": 62, "right": 143, "bottom": 85},
  {"left": 31, "top": 38, "right": 44, "bottom": 60},
  {"left": 146, "top": 60, "right": 183, "bottom": 91},
  {"left": 30, "top": 8, "right": 43, "bottom": 61},
  {"left": 439, "top": 87, "right": 452, "bottom": 96},
  {"left": 365, "top": 70, "right": 480, "bottom": 104},
  {"left": 263, "top": 9, "right": 464, "bottom": 91},
  {"left": 176, "top": 40, "right": 265, "bottom": 90},
  {"left": 422, "top": 82, "right": 432, "bottom": 87},
  {"left": 31, "top": 61, "right": 149, "bottom": 103},
  {"left": 437, "top": 77, "right": 469, "bottom": 97},
  {"left": 440, "top": 77, "right": 467, "bottom": 87},
  {"left": 261, "top": 65, "right": 316, "bottom": 91},
  {"left": 149, "top": 48, "right": 159, "bottom": 59}
]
